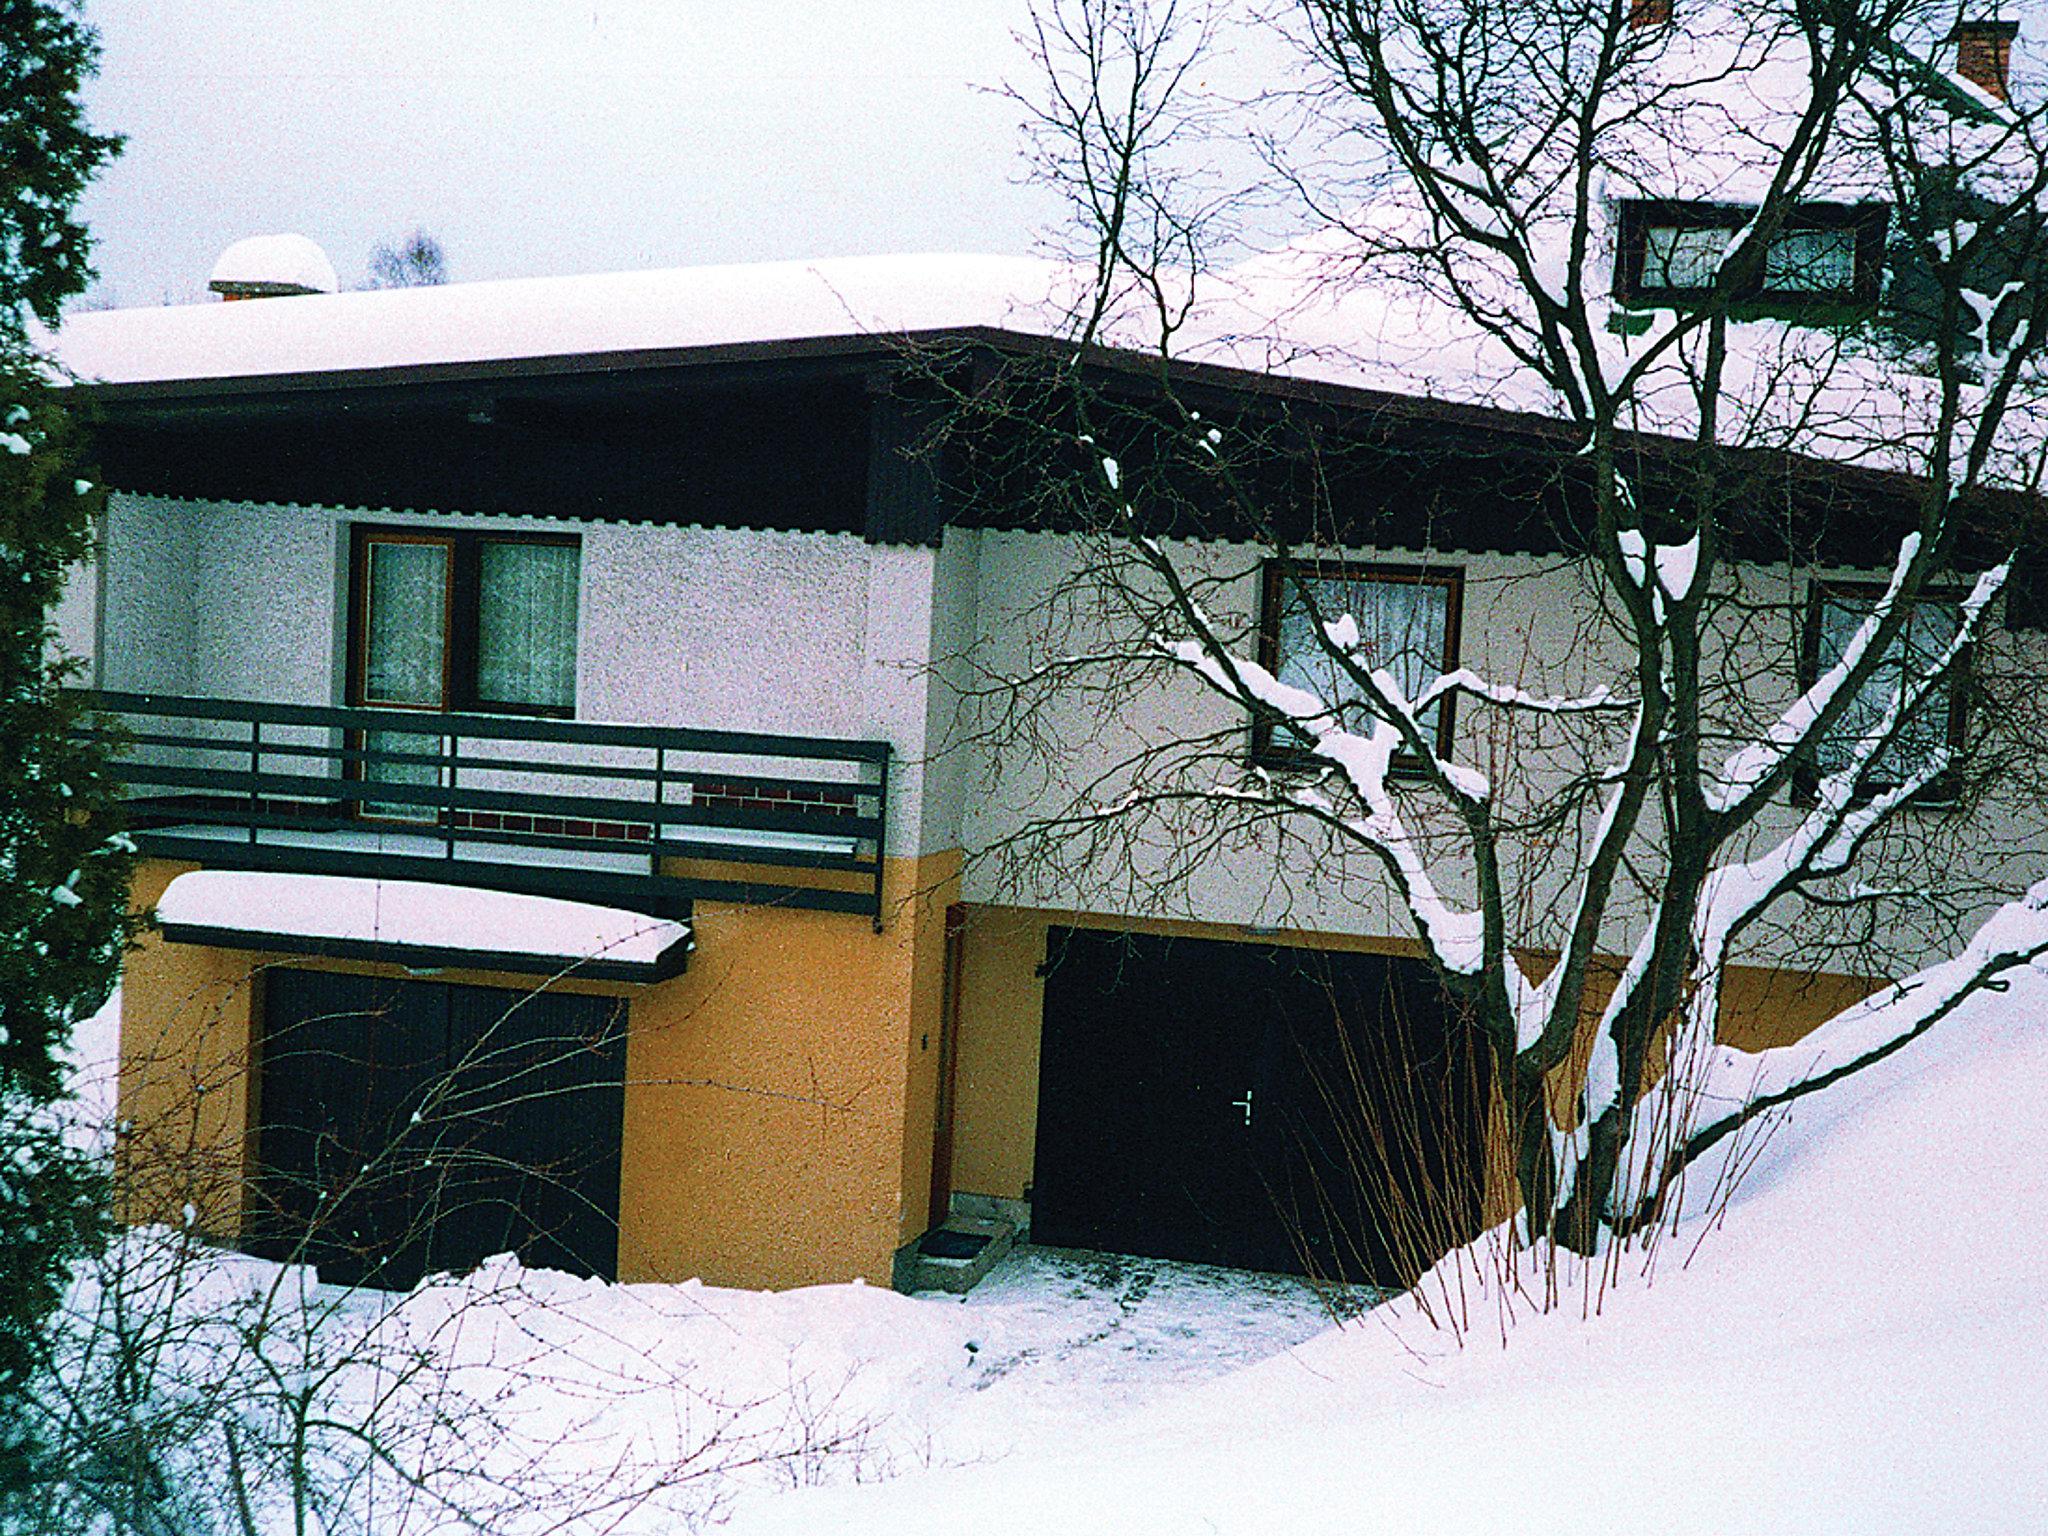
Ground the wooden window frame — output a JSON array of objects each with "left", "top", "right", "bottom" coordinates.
[
  {"left": 351, "top": 530, "right": 456, "bottom": 713},
  {"left": 348, "top": 524, "right": 581, "bottom": 720},
  {"left": 1613, "top": 200, "right": 1889, "bottom": 308},
  {"left": 1794, "top": 578, "right": 1970, "bottom": 806},
  {"left": 1253, "top": 559, "right": 1464, "bottom": 770}
]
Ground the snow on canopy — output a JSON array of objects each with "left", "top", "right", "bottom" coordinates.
[
  {"left": 207, "top": 233, "right": 340, "bottom": 297},
  {"left": 154, "top": 869, "right": 689, "bottom": 968}
]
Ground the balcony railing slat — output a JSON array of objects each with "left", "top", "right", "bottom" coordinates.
[
  {"left": 87, "top": 689, "right": 891, "bottom": 762},
  {"left": 114, "top": 762, "right": 881, "bottom": 840},
  {"left": 78, "top": 689, "right": 891, "bottom": 926}
]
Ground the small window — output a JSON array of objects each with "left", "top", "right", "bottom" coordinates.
[
  {"left": 1616, "top": 201, "right": 1886, "bottom": 307},
  {"left": 1255, "top": 562, "right": 1462, "bottom": 766},
  {"left": 1643, "top": 225, "right": 1727, "bottom": 289},
  {"left": 1800, "top": 583, "right": 1967, "bottom": 800},
  {"left": 1763, "top": 226, "right": 1859, "bottom": 294}
]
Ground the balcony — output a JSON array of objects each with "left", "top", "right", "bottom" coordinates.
[{"left": 80, "top": 690, "right": 891, "bottom": 927}]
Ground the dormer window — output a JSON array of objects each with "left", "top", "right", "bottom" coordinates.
[{"left": 1616, "top": 201, "right": 1887, "bottom": 309}]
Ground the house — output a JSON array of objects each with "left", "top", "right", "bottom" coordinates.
[{"left": 49, "top": 9, "right": 2044, "bottom": 1292}]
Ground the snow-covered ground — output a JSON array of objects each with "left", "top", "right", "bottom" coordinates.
[
  {"left": 734, "top": 968, "right": 2048, "bottom": 1535},
  {"left": 42, "top": 970, "right": 2048, "bottom": 1532}
]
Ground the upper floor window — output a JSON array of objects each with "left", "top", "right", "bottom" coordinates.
[
  {"left": 351, "top": 526, "right": 581, "bottom": 718},
  {"left": 1800, "top": 582, "right": 1967, "bottom": 801},
  {"left": 1255, "top": 561, "right": 1462, "bottom": 766},
  {"left": 1616, "top": 201, "right": 1887, "bottom": 308}
]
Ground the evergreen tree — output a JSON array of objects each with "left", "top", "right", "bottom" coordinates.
[{"left": 0, "top": 0, "right": 126, "bottom": 1492}]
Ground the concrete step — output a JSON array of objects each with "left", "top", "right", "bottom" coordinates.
[{"left": 891, "top": 1216, "right": 1018, "bottom": 1295}]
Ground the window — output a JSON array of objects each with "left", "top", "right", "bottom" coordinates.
[
  {"left": 1642, "top": 224, "right": 1727, "bottom": 289},
  {"left": 350, "top": 526, "right": 581, "bottom": 717},
  {"left": 1763, "top": 226, "right": 1858, "bottom": 293},
  {"left": 349, "top": 526, "right": 580, "bottom": 818},
  {"left": 1615, "top": 201, "right": 1887, "bottom": 307},
  {"left": 1801, "top": 583, "right": 1967, "bottom": 800},
  {"left": 1255, "top": 561, "right": 1462, "bottom": 765}
]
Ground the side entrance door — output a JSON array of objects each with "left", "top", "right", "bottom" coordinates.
[
  {"left": 1030, "top": 928, "right": 1486, "bottom": 1285},
  {"left": 251, "top": 969, "right": 628, "bottom": 1287}
]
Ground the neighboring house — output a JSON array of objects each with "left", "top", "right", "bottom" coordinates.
[{"left": 48, "top": 13, "right": 2045, "bottom": 1293}]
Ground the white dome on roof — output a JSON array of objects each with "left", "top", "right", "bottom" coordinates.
[{"left": 208, "top": 233, "right": 339, "bottom": 297}]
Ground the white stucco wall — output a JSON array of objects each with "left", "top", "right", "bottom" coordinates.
[
  {"left": 916, "top": 526, "right": 983, "bottom": 854},
  {"left": 578, "top": 521, "right": 941, "bottom": 856},
  {"left": 97, "top": 497, "right": 955, "bottom": 858},
  {"left": 949, "top": 528, "right": 2048, "bottom": 978},
  {"left": 98, "top": 494, "right": 2038, "bottom": 958},
  {"left": 50, "top": 539, "right": 98, "bottom": 678},
  {"left": 100, "top": 494, "right": 201, "bottom": 695}
]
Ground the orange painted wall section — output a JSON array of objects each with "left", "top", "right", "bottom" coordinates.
[
  {"left": 117, "top": 855, "right": 1870, "bottom": 1288},
  {"left": 614, "top": 851, "right": 959, "bottom": 1287},
  {"left": 117, "top": 860, "right": 262, "bottom": 1241},
  {"left": 116, "top": 854, "right": 960, "bottom": 1291}
]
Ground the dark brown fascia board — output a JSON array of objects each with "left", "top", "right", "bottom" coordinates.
[
  {"left": 158, "top": 920, "right": 691, "bottom": 985},
  {"left": 72, "top": 320, "right": 1947, "bottom": 513},
  {"left": 70, "top": 332, "right": 919, "bottom": 424},
  {"left": 67, "top": 322, "right": 1564, "bottom": 443}
]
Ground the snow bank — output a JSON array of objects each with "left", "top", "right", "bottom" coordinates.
[
  {"left": 45, "top": 961, "right": 2046, "bottom": 1531},
  {"left": 56, "top": 985, "right": 121, "bottom": 1157},
  {"left": 729, "top": 969, "right": 2048, "bottom": 1534},
  {"left": 154, "top": 869, "right": 689, "bottom": 967}
]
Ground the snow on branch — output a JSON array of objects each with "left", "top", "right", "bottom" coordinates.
[
  {"left": 1614, "top": 530, "right": 1700, "bottom": 603},
  {"left": 1155, "top": 635, "right": 1488, "bottom": 973},
  {"left": 1681, "top": 876, "right": 2048, "bottom": 1167},
  {"left": 1415, "top": 667, "right": 1628, "bottom": 717},
  {"left": 1589, "top": 558, "right": 2006, "bottom": 1140},
  {"left": 1705, "top": 533, "right": 1924, "bottom": 814}
]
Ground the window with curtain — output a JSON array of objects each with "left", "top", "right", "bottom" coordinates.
[
  {"left": 1805, "top": 586, "right": 1966, "bottom": 797},
  {"left": 351, "top": 527, "right": 582, "bottom": 818},
  {"left": 1616, "top": 201, "right": 1885, "bottom": 307},
  {"left": 352, "top": 527, "right": 581, "bottom": 717},
  {"left": 1763, "top": 226, "right": 1859, "bottom": 294},
  {"left": 477, "top": 540, "right": 580, "bottom": 710},
  {"left": 1258, "top": 562, "right": 1461, "bottom": 765},
  {"left": 361, "top": 540, "right": 449, "bottom": 706},
  {"left": 1643, "top": 224, "right": 1728, "bottom": 289}
]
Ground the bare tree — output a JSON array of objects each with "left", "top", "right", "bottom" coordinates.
[
  {"left": 946, "top": 0, "right": 2048, "bottom": 1272},
  {"left": 364, "top": 231, "right": 448, "bottom": 290},
  {"left": 23, "top": 969, "right": 892, "bottom": 1534}
]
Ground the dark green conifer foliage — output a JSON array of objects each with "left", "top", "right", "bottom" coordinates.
[{"left": 0, "top": 0, "right": 126, "bottom": 1492}]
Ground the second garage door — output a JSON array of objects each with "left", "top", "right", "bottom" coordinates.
[
  {"left": 251, "top": 969, "right": 628, "bottom": 1287},
  {"left": 1031, "top": 928, "right": 1487, "bottom": 1285}
]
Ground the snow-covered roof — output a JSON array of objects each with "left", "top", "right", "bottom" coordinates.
[
  {"left": 53, "top": 253, "right": 1072, "bottom": 388},
  {"left": 207, "top": 233, "right": 340, "bottom": 297},
  {"left": 41, "top": 15, "right": 2042, "bottom": 488}
]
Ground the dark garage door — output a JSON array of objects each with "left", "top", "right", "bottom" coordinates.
[
  {"left": 252, "top": 969, "right": 628, "bottom": 1287},
  {"left": 1031, "top": 928, "right": 1487, "bottom": 1286}
]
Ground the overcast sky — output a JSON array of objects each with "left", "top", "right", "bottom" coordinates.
[{"left": 72, "top": 1, "right": 1070, "bottom": 308}]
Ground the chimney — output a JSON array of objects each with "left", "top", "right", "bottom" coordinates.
[
  {"left": 1951, "top": 16, "right": 2020, "bottom": 102},
  {"left": 208, "top": 233, "right": 339, "bottom": 301},
  {"left": 1628, "top": 0, "right": 1673, "bottom": 29}
]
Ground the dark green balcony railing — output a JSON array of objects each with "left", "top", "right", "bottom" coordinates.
[{"left": 76, "top": 690, "right": 891, "bottom": 924}]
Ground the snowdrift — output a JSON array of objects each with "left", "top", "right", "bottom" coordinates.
[{"left": 730, "top": 968, "right": 2048, "bottom": 1534}]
